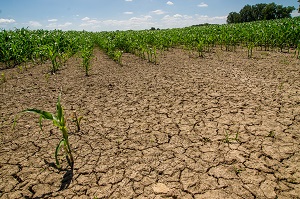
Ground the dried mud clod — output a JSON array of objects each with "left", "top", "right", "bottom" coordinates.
[{"left": 1, "top": 48, "right": 300, "bottom": 198}]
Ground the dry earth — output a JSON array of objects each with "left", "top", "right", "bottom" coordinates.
[{"left": 1, "top": 47, "right": 300, "bottom": 199}]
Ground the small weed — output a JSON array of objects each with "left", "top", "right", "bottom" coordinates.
[
  {"left": 202, "top": 137, "right": 211, "bottom": 143},
  {"left": 224, "top": 132, "right": 230, "bottom": 143},
  {"left": 44, "top": 73, "right": 50, "bottom": 82},
  {"left": 233, "top": 166, "right": 244, "bottom": 175},
  {"left": 224, "top": 131, "right": 240, "bottom": 143},
  {"left": 267, "top": 131, "right": 275, "bottom": 138}
]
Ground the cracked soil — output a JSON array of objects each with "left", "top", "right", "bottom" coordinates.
[{"left": 1, "top": 48, "right": 300, "bottom": 198}]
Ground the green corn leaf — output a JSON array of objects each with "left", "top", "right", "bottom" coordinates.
[
  {"left": 52, "top": 118, "right": 60, "bottom": 128},
  {"left": 78, "top": 116, "right": 83, "bottom": 123},
  {"left": 22, "top": 109, "right": 54, "bottom": 120},
  {"left": 55, "top": 138, "right": 65, "bottom": 168},
  {"left": 21, "top": 108, "right": 54, "bottom": 131},
  {"left": 38, "top": 115, "right": 43, "bottom": 130},
  {"left": 56, "top": 95, "right": 63, "bottom": 123}
]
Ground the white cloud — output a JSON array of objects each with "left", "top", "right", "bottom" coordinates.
[
  {"left": 291, "top": 10, "right": 300, "bottom": 17},
  {"left": 80, "top": 15, "right": 155, "bottom": 31},
  {"left": 77, "top": 13, "right": 227, "bottom": 31},
  {"left": 125, "top": 0, "right": 133, "bottom": 1},
  {"left": 198, "top": 2, "right": 208, "bottom": 7},
  {"left": 161, "top": 14, "right": 226, "bottom": 29},
  {"left": 173, "top": 14, "right": 182, "bottom": 18},
  {"left": 0, "top": 18, "right": 16, "bottom": 24},
  {"left": 124, "top": 12, "right": 134, "bottom": 15},
  {"left": 167, "top": 1, "right": 174, "bottom": 5},
  {"left": 46, "top": 22, "right": 72, "bottom": 29},
  {"left": 81, "top": 17, "right": 90, "bottom": 21},
  {"left": 152, "top": 10, "right": 165, "bottom": 15},
  {"left": 29, "top": 21, "right": 42, "bottom": 27},
  {"left": 48, "top": 19, "right": 58, "bottom": 22}
]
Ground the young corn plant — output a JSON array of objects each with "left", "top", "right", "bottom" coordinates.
[
  {"left": 81, "top": 45, "right": 93, "bottom": 76},
  {"left": 0, "top": 72, "right": 6, "bottom": 84},
  {"left": 16, "top": 95, "right": 74, "bottom": 169},
  {"left": 197, "top": 41, "right": 205, "bottom": 58},
  {"left": 113, "top": 50, "right": 123, "bottom": 66},
  {"left": 72, "top": 110, "right": 83, "bottom": 132},
  {"left": 247, "top": 42, "right": 254, "bottom": 58},
  {"left": 47, "top": 44, "right": 60, "bottom": 74}
]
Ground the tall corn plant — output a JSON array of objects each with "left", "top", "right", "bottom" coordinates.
[{"left": 16, "top": 95, "right": 74, "bottom": 169}]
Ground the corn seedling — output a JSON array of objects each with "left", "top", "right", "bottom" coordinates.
[
  {"left": 71, "top": 110, "right": 83, "bottom": 132},
  {"left": 47, "top": 44, "right": 60, "bottom": 74},
  {"left": 81, "top": 45, "right": 93, "bottom": 76},
  {"left": 16, "top": 95, "right": 74, "bottom": 169},
  {"left": 233, "top": 167, "right": 244, "bottom": 175},
  {"left": 201, "top": 137, "right": 211, "bottom": 143},
  {"left": 44, "top": 73, "right": 50, "bottom": 83},
  {"left": 197, "top": 41, "right": 205, "bottom": 58},
  {"left": 17, "top": 66, "right": 23, "bottom": 74},
  {"left": 267, "top": 131, "right": 275, "bottom": 138},
  {"left": 0, "top": 72, "right": 6, "bottom": 84},
  {"left": 113, "top": 50, "right": 123, "bottom": 66}
]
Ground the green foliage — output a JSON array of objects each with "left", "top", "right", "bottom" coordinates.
[
  {"left": 227, "top": 3, "right": 295, "bottom": 24},
  {"left": 0, "top": 17, "right": 299, "bottom": 67},
  {"left": 16, "top": 95, "right": 74, "bottom": 169}
]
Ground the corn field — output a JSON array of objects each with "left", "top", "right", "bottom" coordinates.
[{"left": 1, "top": 17, "right": 299, "bottom": 69}]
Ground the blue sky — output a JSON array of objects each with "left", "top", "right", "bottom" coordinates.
[{"left": 0, "top": 0, "right": 299, "bottom": 31}]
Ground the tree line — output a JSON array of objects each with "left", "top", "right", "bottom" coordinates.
[{"left": 227, "top": 3, "right": 295, "bottom": 24}]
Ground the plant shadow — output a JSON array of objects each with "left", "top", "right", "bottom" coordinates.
[
  {"left": 44, "top": 159, "right": 74, "bottom": 191},
  {"left": 58, "top": 166, "right": 73, "bottom": 191}
]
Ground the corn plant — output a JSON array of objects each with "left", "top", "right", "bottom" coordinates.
[
  {"left": 72, "top": 110, "right": 83, "bottom": 132},
  {"left": 197, "top": 41, "right": 205, "bottom": 58},
  {"left": 46, "top": 44, "right": 60, "bottom": 74},
  {"left": 0, "top": 72, "right": 6, "bottom": 84},
  {"left": 16, "top": 95, "right": 74, "bottom": 169},
  {"left": 247, "top": 42, "right": 254, "bottom": 58},
  {"left": 81, "top": 44, "right": 93, "bottom": 76},
  {"left": 113, "top": 50, "right": 123, "bottom": 66}
]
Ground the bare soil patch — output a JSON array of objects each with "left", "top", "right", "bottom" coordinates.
[{"left": 1, "top": 48, "right": 300, "bottom": 198}]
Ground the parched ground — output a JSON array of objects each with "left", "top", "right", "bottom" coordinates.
[{"left": 1, "top": 47, "right": 300, "bottom": 199}]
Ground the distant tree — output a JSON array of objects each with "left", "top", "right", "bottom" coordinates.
[
  {"left": 227, "top": 3, "right": 295, "bottom": 24},
  {"left": 227, "top": 12, "right": 241, "bottom": 23},
  {"left": 240, "top": 5, "right": 255, "bottom": 22},
  {"left": 275, "top": 5, "right": 295, "bottom": 18},
  {"left": 252, "top": 3, "right": 267, "bottom": 21},
  {"left": 262, "top": 2, "right": 277, "bottom": 20},
  {"left": 298, "top": 0, "right": 300, "bottom": 12}
]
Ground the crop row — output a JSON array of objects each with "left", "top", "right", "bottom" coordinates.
[{"left": 0, "top": 17, "right": 299, "bottom": 70}]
